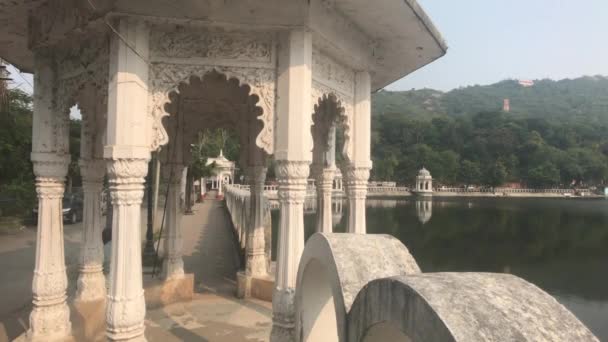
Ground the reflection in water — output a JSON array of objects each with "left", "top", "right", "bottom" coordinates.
[
  {"left": 415, "top": 199, "right": 432, "bottom": 224},
  {"left": 271, "top": 197, "right": 608, "bottom": 340}
]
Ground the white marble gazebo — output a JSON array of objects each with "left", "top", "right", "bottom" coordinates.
[
  {"left": 206, "top": 150, "right": 235, "bottom": 196},
  {"left": 0, "top": 1, "right": 445, "bottom": 341},
  {"left": 415, "top": 167, "right": 434, "bottom": 197}
]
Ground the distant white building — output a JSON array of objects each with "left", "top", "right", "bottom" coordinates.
[
  {"left": 205, "top": 150, "right": 235, "bottom": 196},
  {"left": 414, "top": 167, "right": 433, "bottom": 197}
]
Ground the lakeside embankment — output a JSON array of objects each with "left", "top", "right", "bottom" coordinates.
[
  {"left": 433, "top": 192, "right": 603, "bottom": 199},
  {"left": 367, "top": 187, "right": 604, "bottom": 199}
]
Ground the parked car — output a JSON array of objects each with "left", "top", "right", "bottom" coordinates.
[{"left": 32, "top": 193, "right": 83, "bottom": 224}]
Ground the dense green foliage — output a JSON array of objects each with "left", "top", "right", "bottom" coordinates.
[
  {"left": 189, "top": 129, "right": 240, "bottom": 179},
  {"left": 371, "top": 76, "right": 608, "bottom": 187},
  {"left": 0, "top": 90, "right": 83, "bottom": 216},
  {"left": 0, "top": 90, "right": 35, "bottom": 215}
]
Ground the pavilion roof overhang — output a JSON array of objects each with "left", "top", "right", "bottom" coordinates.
[
  {"left": 331, "top": 0, "right": 447, "bottom": 90},
  {"left": 0, "top": 0, "right": 44, "bottom": 73},
  {"left": 0, "top": 0, "right": 446, "bottom": 90}
]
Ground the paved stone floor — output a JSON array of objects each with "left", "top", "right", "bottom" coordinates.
[{"left": 0, "top": 192, "right": 272, "bottom": 341}]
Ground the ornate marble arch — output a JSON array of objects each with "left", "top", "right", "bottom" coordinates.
[
  {"left": 50, "top": 34, "right": 109, "bottom": 156},
  {"left": 55, "top": 33, "right": 110, "bottom": 116},
  {"left": 311, "top": 49, "right": 356, "bottom": 162},
  {"left": 148, "top": 25, "right": 276, "bottom": 155},
  {"left": 149, "top": 64, "right": 275, "bottom": 155}
]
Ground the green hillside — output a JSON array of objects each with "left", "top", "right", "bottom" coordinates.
[
  {"left": 370, "top": 76, "right": 608, "bottom": 187},
  {"left": 373, "top": 76, "right": 608, "bottom": 123}
]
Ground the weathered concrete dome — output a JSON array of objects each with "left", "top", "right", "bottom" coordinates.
[{"left": 418, "top": 167, "right": 431, "bottom": 177}]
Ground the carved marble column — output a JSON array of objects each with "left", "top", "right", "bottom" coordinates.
[
  {"left": 271, "top": 161, "right": 309, "bottom": 341},
  {"left": 162, "top": 164, "right": 185, "bottom": 280},
  {"left": 28, "top": 153, "right": 72, "bottom": 340},
  {"left": 76, "top": 159, "right": 106, "bottom": 302},
  {"left": 272, "top": 28, "right": 313, "bottom": 341},
  {"left": 105, "top": 158, "right": 148, "bottom": 341},
  {"left": 343, "top": 166, "right": 370, "bottom": 234},
  {"left": 103, "top": 17, "right": 150, "bottom": 341},
  {"left": 342, "top": 71, "right": 373, "bottom": 234},
  {"left": 246, "top": 166, "right": 268, "bottom": 277},
  {"left": 313, "top": 166, "right": 335, "bottom": 233}
]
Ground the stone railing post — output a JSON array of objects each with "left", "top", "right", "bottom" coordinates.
[
  {"left": 271, "top": 161, "right": 309, "bottom": 341},
  {"left": 312, "top": 165, "right": 335, "bottom": 233},
  {"left": 246, "top": 166, "right": 268, "bottom": 276},
  {"left": 76, "top": 158, "right": 106, "bottom": 302},
  {"left": 28, "top": 152, "right": 72, "bottom": 340},
  {"left": 237, "top": 166, "right": 269, "bottom": 298},
  {"left": 343, "top": 166, "right": 371, "bottom": 234},
  {"left": 105, "top": 158, "right": 149, "bottom": 341},
  {"left": 162, "top": 163, "right": 185, "bottom": 280}
]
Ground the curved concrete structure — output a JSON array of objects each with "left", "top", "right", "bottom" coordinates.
[
  {"left": 295, "top": 233, "right": 421, "bottom": 342},
  {"left": 348, "top": 273, "right": 599, "bottom": 342}
]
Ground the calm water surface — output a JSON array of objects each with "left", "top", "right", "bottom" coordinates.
[{"left": 271, "top": 197, "right": 608, "bottom": 340}]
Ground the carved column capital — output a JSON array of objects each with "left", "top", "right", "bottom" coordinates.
[
  {"left": 275, "top": 161, "right": 310, "bottom": 205},
  {"left": 106, "top": 158, "right": 149, "bottom": 206},
  {"left": 275, "top": 160, "right": 310, "bottom": 180},
  {"left": 342, "top": 165, "right": 371, "bottom": 184},
  {"left": 315, "top": 167, "right": 335, "bottom": 187},
  {"left": 106, "top": 158, "right": 149, "bottom": 184},
  {"left": 342, "top": 165, "right": 370, "bottom": 198}
]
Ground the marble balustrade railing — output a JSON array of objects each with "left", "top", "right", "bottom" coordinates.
[{"left": 436, "top": 187, "right": 582, "bottom": 194}]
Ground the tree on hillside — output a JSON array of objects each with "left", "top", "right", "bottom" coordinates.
[
  {"left": 527, "top": 162, "right": 561, "bottom": 188},
  {"left": 484, "top": 161, "right": 508, "bottom": 187},
  {"left": 460, "top": 160, "right": 482, "bottom": 186}
]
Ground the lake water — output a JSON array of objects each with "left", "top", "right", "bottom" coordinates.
[{"left": 271, "top": 197, "right": 608, "bottom": 340}]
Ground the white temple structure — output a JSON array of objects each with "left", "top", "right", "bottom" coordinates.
[
  {"left": 205, "top": 150, "right": 235, "bottom": 196},
  {"left": 415, "top": 167, "right": 434, "bottom": 197},
  {"left": 0, "top": 1, "right": 447, "bottom": 341}
]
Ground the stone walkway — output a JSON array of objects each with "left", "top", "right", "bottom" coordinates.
[
  {"left": 0, "top": 192, "right": 272, "bottom": 341},
  {"left": 145, "top": 194, "right": 272, "bottom": 341}
]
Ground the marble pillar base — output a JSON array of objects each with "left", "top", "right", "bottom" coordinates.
[
  {"left": 75, "top": 270, "right": 106, "bottom": 302},
  {"left": 145, "top": 273, "right": 194, "bottom": 310},
  {"left": 270, "top": 288, "right": 296, "bottom": 342},
  {"left": 27, "top": 303, "right": 72, "bottom": 342},
  {"left": 236, "top": 271, "right": 274, "bottom": 302}
]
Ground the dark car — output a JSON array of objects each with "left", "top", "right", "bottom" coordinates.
[{"left": 32, "top": 193, "right": 83, "bottom": 224}]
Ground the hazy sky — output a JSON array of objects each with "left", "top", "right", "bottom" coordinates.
[
  {"left": 388, "top": 0, "right": 608, "bottom": 91},
  {"left": 7, "top": 1, "right": 608, "bottom": 93}
]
